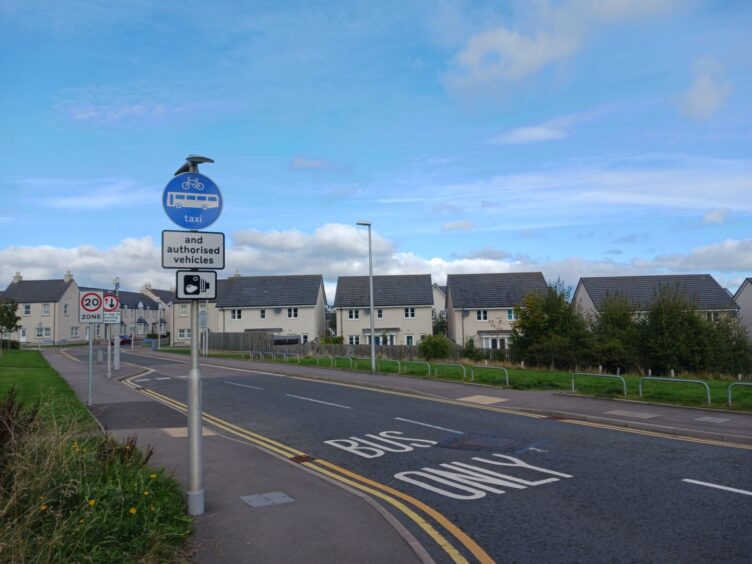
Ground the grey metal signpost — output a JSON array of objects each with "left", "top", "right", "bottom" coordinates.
[{"left": 162, "top": 155, "right": 223, "bottom": 517}]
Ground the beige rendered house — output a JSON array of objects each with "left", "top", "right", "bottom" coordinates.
[
  {"left": 734, "top": 278, "right": 752, "bottom": 337},
  {"left": 215, "top": 275, "right": 327, "bottom": 343},
  {"left": 334, "top": 274, "right": 433, "bottom": 346},
  {"left": 2, "top": 271, "right": 85, "bottom": 345},
  {"left": 573, "top": 274, "right": 739, "bottom": 320},
  {"left": 445, "top": 272, "right": 548, "bottom": 350}
]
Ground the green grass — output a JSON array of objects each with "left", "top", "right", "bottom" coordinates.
[{"left": 0, "top": 351, "right": 193, "bottom": 562}]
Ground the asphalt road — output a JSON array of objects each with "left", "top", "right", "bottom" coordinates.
[{"left": 121, "top": 352, "right": 752, "bottom": 563}]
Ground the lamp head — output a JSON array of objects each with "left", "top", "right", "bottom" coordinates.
[{"left": 356, "top": 220, "right": 371, "bottom": 227}]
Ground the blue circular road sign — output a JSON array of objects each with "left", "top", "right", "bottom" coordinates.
[{"left": 162, "top": 172, "right": 223, "bottom": 229}]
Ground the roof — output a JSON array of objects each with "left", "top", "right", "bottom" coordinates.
[
  {"left": 148, "top": 288, "right": 175, "bottom": 304},
  {"left": 216, "top": 275, "right": 322, "bottom": 308},
  {"left": 577, "top": 274, "right": 739, "bottom": 312},
  {"left": 446, "top": 272, "right": 548, "bottom": 309},
  {"left": 334, "top": 275, "right": 433, "bottom": 308},
  {"left": 80, "top": 288, "right": 159, "bottom": 309},
  {"left": 734, "top": 278, "right": 752, "bottom": 300},
  {"left": 3, "top": 279, "right": 74, "bottom": 303}
]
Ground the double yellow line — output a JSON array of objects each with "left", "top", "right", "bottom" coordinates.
[{"left": 123, "top": 375, "right": 493, "bottom": 564}]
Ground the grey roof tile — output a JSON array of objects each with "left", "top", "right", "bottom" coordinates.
[
  {"left": 3, "top": 279, "right": 74, "bottom": 303},
  {"left": 334, "top": 275, "right": 433, "bottom": 308},
  {"left": 579, "top": 274, "right": 739, "bottom": 311},
  {"left": 216, "top": 275, "right": 322, "bottom": 308},
  {"left": 446, "top": 272, "right": 548, "bottom": 309},
  {"left": 79, "top": 287, "right": 160, "bottom": 309}
]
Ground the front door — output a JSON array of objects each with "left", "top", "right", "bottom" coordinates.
[{"left": 19, "top": 328, "right": 27, "bottom": 343}]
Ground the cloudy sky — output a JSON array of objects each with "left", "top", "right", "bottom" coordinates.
[{"left": 1, "top": 0, "right": 750, "bottom": 298}]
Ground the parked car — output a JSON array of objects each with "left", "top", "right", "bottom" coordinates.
[{"left": 111, "top": 336, "right": 132, "bottom": 345}]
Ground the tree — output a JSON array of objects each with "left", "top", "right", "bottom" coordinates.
[
  {"left": 591, "top": 294, "right": 640, "bottom": 373},
  {"left": 510, "top": 280, "right": 591, "bottom": 370},
  {"left": 419, "top": 335, "right": 453, "bottom": 360},
  {"left": 0, "top": 300, "right": 21, "bottom": 351},
  {"left": 432, "top": 315, "right": 447, "bottom": 336}
]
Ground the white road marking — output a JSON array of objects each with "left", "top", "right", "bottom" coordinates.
[
  {"left": 156, "top": 377, "right": 171, "bottom": 380},
  {"left": 682, "top": 479, "right": 752, "bottom": 497},
  {"left": 133, "top": 378, "right": 149, "bottom": 383},
  {"left": 162, "top": 426, "right": 217, "bottom": 438},
  {"left": 605, "top": 409, "right": 660, "bottom": 420},
  {"left": 225, "top": 381, "right": 264, "bottom": 390},
  {"left": 694, "top": 416, "right": 731, "bottom": 424},
  {"left": 457, "top": 394, "right": 508, "bottom": 405},
  {"left": 286, "top": 394, "right": 351, "bottom": 409},
  {"left": 395, "top": 417, "right": 463, "bottom": 434}
]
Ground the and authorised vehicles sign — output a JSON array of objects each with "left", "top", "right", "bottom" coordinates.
[{"left": 162, "top": 230, "right": 225, "bottom": 269}]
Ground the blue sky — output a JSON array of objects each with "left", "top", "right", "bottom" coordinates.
[{"left": 1, "top": 0, "right": 750, "bottom": 296}]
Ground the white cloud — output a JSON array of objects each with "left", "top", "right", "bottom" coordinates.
[
  {"left": 444, "top": 0, "right": 678, "bottom": 90},
  {"left": 491, "top": 113, "right": 583, "bottom": 145},
  {"left": 11, "top": 177, "right": 157, "bottom": 210},
  {"left": 680, "top": 59, "right": 730, "bottom": 121},
  {"left": 441, "top": 220, "right": 475, "bottom": 232},
  {"left": 701, "top": 209, "right": 729, "bottom": 225},
  {"left": 2, "top": 228, "right": 749, "bottom": 296},
  {"left": 291, "top": 156, "right": 330, "bottom": 170}
]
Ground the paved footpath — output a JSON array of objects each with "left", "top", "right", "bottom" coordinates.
[{"left": 43, "top": 349, "right": 427, "bottom": 564}]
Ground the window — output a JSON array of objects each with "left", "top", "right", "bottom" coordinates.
[
  {"left": 288, "top": 308, "right": 298, "bottom": 318},
  {"left": 178, "top": 329, "right": 192, "bottom": 340},
  {"left": 406, "top": 335, "right": 414, "bottom": 346},
  {"left": 23, "top": 304, "right": 30, "bottom": 316},
  {"left": 231, "top": 309, "right": 242, "bottom": 320},
  {"left": 348, "top": 309, "right": 359, "bottom": 320},
  {"left": 64, "top": 304, "right": 69, "bottom": 316},
  {"left": 179, "top": 304, "right": 188, "bottom": 317},
  {"left": 348, "top": 335, "right": 360, "bottom": 345},
  {"left": 477, "top": 310, "right": 488, "bottom": 321},
  {"left": 71, "top": 327, "right": 79, "bottom": 338},
  {"left": 42, "top": 303, "right": 50, "bottom": 316},
  {"left": 36, "top": 327, "right": 51, "bottom": 338},
  {"left": 137, "top": 324, "right": 145, "bottom": 335},
  {"left": 302, "top": 334, "right": 308, "bottom": 343},
  {"left": 507, "top": 309, "right": 516, "bottom": 321},
  {"left": 404, "top": 307, "right": 415, "bottom": 318},
  {"left": 96, "top": 325, "right": 102, "bottom": 338},
  {"left": 377, "top": 309, "right": 383, "bottom": 319},
  {"left": 260, "top": 309, "right": 266, "bottom": 319}
]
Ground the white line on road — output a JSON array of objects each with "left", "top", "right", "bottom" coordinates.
[
  {"left": 682, "top": 479, "right": 752, "bottom": 496},
  {"left": 156, "top": 377, "right": 171, "bottom": 380},
  {"left": 394, "top": 417, "right": 463, "bottom": 434},
  {"left": 225, "top": 381, "right": 264, "bottom": 390},
  {"left": 133, "top": 378, "right": 149, "bottom": 382},
  {"left": 286, "top": 394, "right": 351, "bottom": 409}
]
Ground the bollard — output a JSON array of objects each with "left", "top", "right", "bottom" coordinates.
[
  {"left": 96, "top": 349, "right": 103, "bottom": 363},
  {"left": 670, "top": 369, "right": 675, "bottom": 378}
]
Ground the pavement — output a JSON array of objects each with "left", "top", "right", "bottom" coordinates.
[{"left": 42, "top": 347, "right": 752, "bottom": 563}]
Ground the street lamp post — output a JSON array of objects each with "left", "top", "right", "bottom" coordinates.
[
  {"left": 158, "top": 303, "right": 164, "bottom": 350},
  {"left": 113, "top": 277, "right": 120, "bottom": 370},
  {"left": 356, "top": 221, "right": 376, "bottom": 374}
]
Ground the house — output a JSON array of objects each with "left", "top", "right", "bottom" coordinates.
[
  {"left": 432, "top": 283, "right": 447, "bottom": 321},
  {"left": 1, "top": 271, "right": 84, "bottom": 345},
  {"left": 215, "top": 274, "right": 327, "bottom": 343},
  {"left": 334, "top": 274, "right": 433, "bottom": 346},
  {"left": 733, "top": 278, "right": 752, "bottom": 337},
  {"left": 445, "top": 272, "right": 548, "bottom": 349},
  {"left": 573, "top": 274, "right": 739, "bottom": 320}
]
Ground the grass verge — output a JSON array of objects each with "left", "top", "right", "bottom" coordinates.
[{"left": 0, "top": 351, "right": 192, "bottom": 562}]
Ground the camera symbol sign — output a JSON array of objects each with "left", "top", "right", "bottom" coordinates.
[{"left": 177, "top": 270, "right": 217, "bottom": 300}]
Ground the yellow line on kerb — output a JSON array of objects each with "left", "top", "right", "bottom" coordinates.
[
  {"left": 302, "top": 462, "right": 469, "bottom": 564},
  {"left": 122, "top": 375, "right": 484, "bottom": 563},
  {"left": 561, "top": 419, "right": 752, "bottom": 450},
  {"left": 59, "top": 349, "right": 80, "bottom": 362}
]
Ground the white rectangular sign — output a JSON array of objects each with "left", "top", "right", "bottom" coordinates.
[
  {"left": 103, "top": 311, "right": 121, "bottom": 324},
  {"left": 177, "top": 270, "right": 217, "bottom": 300},
  {"left": 162, "top": 230, "right": 225, "bottom": 269},
  {"left": 79, "top": 291, "right": 104, "bottom": 323}
]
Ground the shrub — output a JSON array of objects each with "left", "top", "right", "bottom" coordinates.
[
  {"left": 419, "top": 335, "right": 452, "bottom": 360},
  {"left": 321, "top": 336, "right": 344, "bottom": 344},
  {"left": 462, "top": 338, "right": 485, "bottom": 361}
]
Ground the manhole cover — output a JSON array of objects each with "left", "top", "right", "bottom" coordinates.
[{"left": 241, "top": 491, "right": 295, "bottom": 508}]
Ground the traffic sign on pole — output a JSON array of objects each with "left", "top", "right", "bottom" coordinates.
[
  {"left": 162, "top": 172, "right": 223, "bottom": 230},
  {"left": 79, "top": 291, "right": 104, "bottom": 323},
  {"left": 162, "top": 230, "right": 225, "bottom": 269},
  {"left": 177, "top": 270, "right": 217, "bottom": 300},
  {"left": 103, "top": 294, "right": 121, "bottom": 324}
]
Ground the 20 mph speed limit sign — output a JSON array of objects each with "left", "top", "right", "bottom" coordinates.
[{"left": 79, "top": 291, "right": 104, "bottom": 323}]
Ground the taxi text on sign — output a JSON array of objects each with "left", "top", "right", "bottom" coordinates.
[
  {"left": 79, "top": 291, "right": 104, "bottom": 323},
  {"left": 162, "top": 230, "right": 225, "bottom": 269}
]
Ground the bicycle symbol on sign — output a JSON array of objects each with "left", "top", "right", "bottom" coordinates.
[{"left": 181, "top": 177, "right": 204, "bottom": 190}]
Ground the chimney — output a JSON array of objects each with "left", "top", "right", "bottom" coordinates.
[
  {"left": 12, "top": 272, "right": 22, "bottom": 283},
  {"left": 233, "top": 270, "right": 241, "bottom": 278},
  {"left": 64, "top": 270, "right": 73, "bottom": 283}
]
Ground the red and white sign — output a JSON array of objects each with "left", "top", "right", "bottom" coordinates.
[
  {"left": 103, "top": 294, "right": 121, "bottom": 324},
  {"left": 79, "top": 291, "right": 104, "bottom": 323}
]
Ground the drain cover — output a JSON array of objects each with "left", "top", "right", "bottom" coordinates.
[{"left": 240, "top": 491, "right": 295, "bottom": 508}]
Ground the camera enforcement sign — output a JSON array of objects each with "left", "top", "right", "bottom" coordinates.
[
  {"left": 177, "top": 271, "right": 217, "bottom": 300},
  {"left": 162, "top": 230, "right": 225, "bottom": 269}
]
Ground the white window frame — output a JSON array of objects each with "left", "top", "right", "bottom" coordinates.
[
  {"left": 260, "top": 309, "right": 266, "bottom": 319},
  {"left": 348, "top": 335, "right": 360, "bottom": 345},
  {"left": 179, "top": 304, "right": 188, "bottom": 317},
  {"left": 377, "top": 309, "right": 383, "bottom": 319},
  {"left": 178, "top": 328, "right": 192, "bottom": 340},
  {"left": 63, "top": 304, "right": 69, "bottom": 316},
  {"left": 231, "top": 309, "right": 242, "bottom": 320},
  {"left": 288, "top": 307, "right": 298, "bottom": 319},
  {"left": 507, "top": 309, "right": 516, "bottom": 321},
  {"left": 404, "top": 307, "right": 415, "bottom": 318},
  {"left": 71, "top": 326, "right": 79, "bottom": 338},
  {"left": 348, "top": 309, "right": 359, "bottom": 320},
  {"left": 477, "top": 310, "right": 488, "bottom": 321},
  {"left": 302, "top": 334, "right": 308, "bottom": 343},
  {"left": 406, "top": 335, "right": 414, "bottom": 346},
  {"left": 23, "top": 304, "right": 30, "bottom": 316},
  {"left": 41, "top": 303, "right": 50, "bottom": 316}
]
